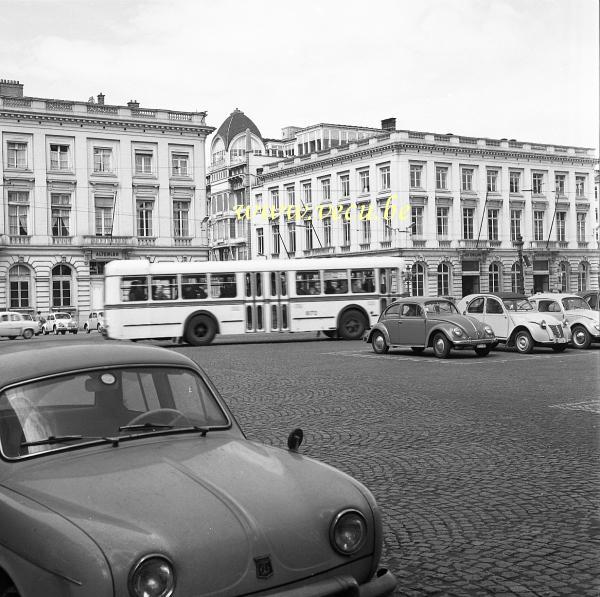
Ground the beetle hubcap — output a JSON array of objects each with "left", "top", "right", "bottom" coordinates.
[
  {"left": 435, "top": 338, "right": 445, "bottom": 352},
  {"left": 374, "top": 335, "right": 385, "bottom": 351},
  {"left": 574, "top": 330, "right": 586, "bottom": 344}
]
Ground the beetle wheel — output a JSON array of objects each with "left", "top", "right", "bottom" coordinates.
[
  {"left": 371, "top": 331, "right": 389, "bottom": 354},
  {"left": 432, "top": 332, "right": 451, "bottom": 358},
  {"left": 571, "top": 325, "right": 591, "bottom": 349}
]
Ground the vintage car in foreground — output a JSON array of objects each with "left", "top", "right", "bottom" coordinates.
[
  {"left": 0, "top": 343, "right": 396, "bottom": 597},
  {"left": 41, "top": 312, "right": 79, "bottom": 335},
  {"left": 529, "top": 293, "right": 600, "bottom": 349},
  {"left": 456, "top": 293, "right": 570, "bottom": 354},
  {"left": 365, "top": 297, "right": 497, "bottom": 358},
  {"left": 0, "top": 312, "right": 37, "bottom": 340}
]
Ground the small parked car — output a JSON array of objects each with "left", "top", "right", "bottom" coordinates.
[
  {"left": 579, "top": 290, "right": 600, "bottom": 312},
  {"left": 529, "top": 293, "right": 600, "bottom": 349},
  {"left": 83, "top": 310, "right": 104, "bottom": 333},
  {"left": 41, "top": 312, "right": 79, "bottom": 335},
  {"left": 20, "top": 313, "right": 42, "bottom": 336},
  {"left": 366, "top": 297, "right": 497, "bottom": 358},
  {"left": 0, "top": 312, "right": 37, "bottom": 340},
  {"left": 0, "top": 342, "right": 397, "bottom": 597},
  {"left": 456, "top": 293, "right": 570, "bottom": 354}
]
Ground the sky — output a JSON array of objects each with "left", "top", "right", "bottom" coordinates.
[{"left": 0, "top": 0, "right": 598, "bottom": 151}]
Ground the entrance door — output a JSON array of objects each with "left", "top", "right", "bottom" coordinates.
[
  {"left": 244, "top": 272, "right": 265, "bottom": 333},
  {"left": 90, "top": 279, "right": 104, "bottom": 310},
  {"left": 268, "top": 271, "right": 289, "bottom": 332},
  {"left": 462, "top": 275, "right": 480, "bottom": 297},
  {"left": 533, "top": 275, "right": 549, "bottom": 294}
]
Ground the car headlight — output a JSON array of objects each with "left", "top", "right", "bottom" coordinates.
[
  {"left": 452, "top": 327, "right": 464, "bottom": 337},
  {"left": 539, "top": 319, "right": 547, "bottom": 329},
  {"left": 484, "top": 325, "right": 494, "bottom": 335},
  {"left": 129, "top": 555, "right": 175, "bottom": 597},
  {"left": 562, "top": 319, "right": 568, "bottom": 328},
  {"left": 594, "top": 324, "right": 600, "bottom": 332},
  {"left": 330, "top": 509, "right": 367, "bottom": 555}
]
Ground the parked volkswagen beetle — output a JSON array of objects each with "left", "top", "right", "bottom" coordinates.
[
  {"left": 0, "top": 342, "right": 396, "bottom": 597},
  {"left": 366, "top": 297, "right": 497, "bottom": 357}
]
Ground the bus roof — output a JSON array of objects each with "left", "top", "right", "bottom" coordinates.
[{"left": 105, "top": 257, "right": 405, "bottom": 276}]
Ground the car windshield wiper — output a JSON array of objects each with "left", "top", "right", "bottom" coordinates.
[
  {"left": 118, "top": 423, "right": 211, "bottom": 435},
  {"left": 21, "top": 434, "right": 94, "bottom": 448}
]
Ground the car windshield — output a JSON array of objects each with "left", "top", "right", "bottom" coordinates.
[
  {"left": 503, "top": 299, "right": 534, "bottom": 311},
  {"left": 424, "top": 300, "right": 459, "bottom": 315},
  {"left": 0, "top": 366, "right": 230, "bottom": 458},
  {"left": 55, "top": 313, "right": 71, "bottom": 319},
  {"left": 562, "top": 297, "right": 591, "bottom": 311}
]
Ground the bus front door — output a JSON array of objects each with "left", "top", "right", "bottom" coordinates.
[
  {"left": 244, "top": 272, "right": 265, "bottom": 333},
  {"left": 378, "top": 268, "right": 400, "bottom": 315},
  {"left": 268, "top": 271, "right": 289, "bottom": 332}
]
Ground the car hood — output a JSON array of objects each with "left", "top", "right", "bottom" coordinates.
[
  {"left": 3, "top": 435, "right": 373, "bottom": 593},
  {"left": 564, "top": 309, "right": 599, "bottom": 324},
  {"left": 429, "top": 314, "right": 486, "bottom": 336},
  {"left": 510, "top": 311, "right": 557, "bottom": 324}
]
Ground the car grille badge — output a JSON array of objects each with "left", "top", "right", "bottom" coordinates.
[{"left": 254, "top": 555, "right": 274, "bottom": 579}]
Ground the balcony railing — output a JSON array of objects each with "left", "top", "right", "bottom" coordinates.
[
  {"left": 412, "top": 239, "right": 427, "bottom": 248},
  {"left": 359, "top": 243, "right": 371, "bottom": 251},
  {"left": 173, "top": 238, "right": 192, "bottom": 247},
  {"left": 8, "top": 235, "right": 31, "bottom": 245},
  {"left": 558, "top": 241, "right": 569, "bottom": 249},
  {"left": 137, "top": 237, "right": 156, "bottom": 247},
  {"left": 82, "top": 235, "right": 134, "bottom": 246},
  {"left": 52, "top": 237, "right": 72, "bottom": 245},
  {"left": 380, "top": 240, "right": 392, "bottom": 249},
  {"left": 438, "top": 239, "right": 452, "bottom": 248},
  {"left": 340, "top": 245, "right": 351, "bottom": 253},
  {"left": 529, "top": 240, "right": 557, "bottom": 250}
]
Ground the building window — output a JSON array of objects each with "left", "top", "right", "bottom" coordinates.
[
  {"left": 510, "top": 171, "right": 521, "bottom": 193},
  {"left": 302, "top": 181, "right": 312, "bottom": 204},
  {"left": 411, "top": 206, "right": 423, "bottom": 236},
  {"left": 173, "top": 200, "right": 190, "bottom": 237},
  {"left": 9, "top": 264, "right": 30, "bottom": 309},
  {"left": 51, "top": 193, "right": 71, "bottom": 237},
  {"left": 50, "top": 144, "right": 70, "bottom": 170},
  {"left": 463, "top": 207, "right": 474, "bottom": 239},
  {"left": 305, "top": 224, "right": 314, "bottom": 250},
  {"left": 436, "top": 206, "right": 449, "bottom": 237},
  {"left": 288, "top": 223, "right": 296, "bottom": 252},
  {"left": 7, "top": 142, "right": 27, "bottom": 169},
  {"left": 321, "top": 178, "right": 331, "bottom": 202},
  {"left": 576, "top": 213, "right": 586, "bottom": 242},
  {"left": 379, "top": 165, "right": 390, "bottom": 191},
  {"left": 556, "top": 212, "right": 566, "bottom": 242},
  {"left": 410, "top": 164, "right": 423, "bottom": 189},
  {"left": 411, "top": 263, "right": 425, "bottom": 296},
  {"left": 436, "top": 166, "right": 448, "bottom": 191},
  {"left": 489, "top": 262, "right": 501, "bottom": 292},
  {"left": 135, "top": 151, "right": 153, "bottom": 175},
  {"left": 272, "top": 225, "right": 280, "bottom": 254},
  {"left": 437, "top": 262, "right": 451, "bottom": 296},
  {"left": 270, "top": 188, "right": 280, "bottom": 209},
  {"left": 136, "top": 199, "right": 154, "bottom": 237},
  {"left": 510, "top": 209, "right": 521, "bottom": 241},
  {"left": 359, "top": 170, "right": 370, "bottom": 194},
  {"left": 7, "top": 191, "right": 29, "bottom": 236},
  {"left": 577, "top": 262, "right": 588, "bottom": 291},
  {"left": 575, "top": 175, "right": 586, "bottom": 197},
  {"left": 171, "top": 153, "right": 189, "bottom": 176},
  {"left": 286, "top": 185, "right": 295, "bottom": 206},
  {"left": 487, "top": 208, "right": 499, "bottom": 241},
  {"left": 532, "top": 172, "right": 544, "bottom": 195},
  {"left": 95, "top": 196, "right": 114, "bottom": 236},
  {"left": 555, "top": 174, "right": 566, "bottom": 196},
  {"left": 52, "top": 264, "right": 72, "bottom": 308},
  {"left": 381, "top": 208, "right": 392, "bottom": 241},
  {"left": 323, "top": 217, "right": 332, "bottom": 246},
  {"left": 340, "top": 174, "right": 350, "bottom": 198},
  {"left": 461, "top": 168, "right": 474, "bottom": 192},
  {"left": 558, "top": 262, "right": 569, "bottom": 292},
  {"left": 533, "top": 210, "right": 544, "bottom": 241},
  {"left": 361, "top": 219, "right": 371, "bottom": 244},
  {"left": 257, "top": 228, "right": 264, "bottom": 255},
  {"left": 94, "top": 147, "right": 113, "bottom": 173},
  {"left": 342, "top": 219, "right": 351, "bottom": 246},
  {"left": 487, "top": 170, "right": 498, "bottom": 193},
  {"left": 511, "top": 263, "right": 520, "bottom": 293}
]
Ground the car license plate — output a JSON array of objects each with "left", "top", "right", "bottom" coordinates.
[{"left": 476, "top": 344, "right": 486, "bottom": 348}]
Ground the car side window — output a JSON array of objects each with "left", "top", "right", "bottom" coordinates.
[
  {"left": 384, "top": 304, "right": 401, "bottom": 318},
  {"left": 467, "top": 298, "right": 484, "bottom": 314},
  {"left": 585, "top": 294, "right": 597, "bottom": 309},
  {"left": 485, "top": 298, "right": 504, "bottom": 314},
  {"left": 401, "top": 304, "right": 422, "bottom": 317}
]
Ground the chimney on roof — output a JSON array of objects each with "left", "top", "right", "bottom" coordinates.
[
  {"left": 0, "top": 79, "right": 24, "bottom": 98},
  {"left": 127, "top": 100, "right": 140, "bottom": 108},
  {"left": 381, "top": 117, "right": 396, "bottom": 131},
  {"left": 97, "top": 93, "right": 105, "bottom": 105}
]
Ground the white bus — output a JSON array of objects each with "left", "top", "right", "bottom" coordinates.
[{"left": 103, "top": 257, "right": 406, "bottom": 345}]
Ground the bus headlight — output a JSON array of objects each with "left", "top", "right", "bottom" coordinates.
[{"left": 128, "top": 555, "right": 175, "bottom": 597}]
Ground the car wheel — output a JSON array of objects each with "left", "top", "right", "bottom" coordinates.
[
  {"left": 97, "top": 324, "right": 102, "bottom": 332},
  {"left": 185, "top": 314, "right": 216, "bottom": 346},
  {"left": 53, "top": 326, "right": 59, "bottom": 335},
  {"left": 371, "top": 331, "right": 389, "bottom": 354},
  {"left": 338, "top": 309, "right": 367, "bottom": 340},
  {"left": 43, "top": 327, "right": 49, "bottom": 335},
  {"left": 474, "top": 346, "right": 491, "bottom": 357},
  {"left": 552, "top": 344, "right": 568, "bottom": 352},
  {"left": 432, "top": 332, "right": 451, "bottom": 358},
  {"left": 514, "top": 330, "right": 534, "bottom": 354},
  {"left": 85, "top": 325, "right": 91, "bottom": 334},
  {"left": 411, "top": 347, "right": 425, "bottom": 354},
  {"left": 22, "top": 329, "right": 34, "bottom": 340},
  {"left": 571, "top": 325, "right": 591, "bottom": 349},
  {"left": 61, "top": 330, "right": 66, "bottom": 335},
  {"left": 0, "top": 580, "right": 20, "bottom": 597}
]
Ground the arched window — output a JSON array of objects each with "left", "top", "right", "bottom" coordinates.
[
  {"left": 411, "top": 262, "right": 426, "bottom": 296},
  {"left": 52, "top": 264, "right": 72, "bottom": 307},
  {"left": 577, "top": 262, "right": 588, "bottom": 292},
  {"left": 9, "top": 264, "right": 31, "bottom": 308},
  {"left": 558, "top": 262, "right": 569, "bottom": 292},
  {"left": 510, "top": 263, "right": 520, "bottom": 293},
  {"left": 489, "top": 262, "right": 501, "bottom": 293},
  {"left": 437, "top": 262, "right": 451, "bottom": 296}
]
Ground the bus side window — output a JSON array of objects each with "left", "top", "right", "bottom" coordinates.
[
  {"left": 182, "top": 275, "right": 207, "bottom": 299},
  {"left": 280, "top": 272, "right": 287, "bottom": 296},
  {"left": 350, "top": 269, "right": 375, "bottom": 293},
  {"left": 211, "top": 273, "right": 237, "bottom": 298},
  {"left": 296, "top": 271, "right": 320, "bottom": 295},
  {"left": 379, "top": 269, "right": 387, "bottom": 294},
  {"left": 151, "top": 277, "right": 178, "bottom": 301},
  {"left": 122, "top": 277, "right": 148, "bottom": 302}
]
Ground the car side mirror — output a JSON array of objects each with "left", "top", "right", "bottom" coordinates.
[
  {"left": 287, "top": 428, "right": 303, "bottom": 452},
  {"left": 462, "top": 310, "right": 467, "bottom": 316}
]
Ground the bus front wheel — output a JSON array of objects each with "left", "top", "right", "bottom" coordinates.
[
  {"left": 185, "top": 315, "right": 216, "bottom": 346},
  {"left": 338, "top": 310, "right": 367, "bottom": 340}
]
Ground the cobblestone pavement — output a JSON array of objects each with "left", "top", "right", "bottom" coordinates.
[{"left": 13, "top": 333, "right": 600, "bottom": 596}]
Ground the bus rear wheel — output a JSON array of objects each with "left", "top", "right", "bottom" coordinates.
[
  {"left": 185, "top": 315, "right": 216, "bottom": 346},
  {"left": 338, "top": 310, "right": 367, "bottom": 340}
]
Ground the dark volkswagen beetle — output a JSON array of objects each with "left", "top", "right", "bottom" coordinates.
[
  {"left": 0, "top": 342, "right": 396, "bottom": 597},
  {"left": 366, "top": 297, "right": 497, "bottom": 358}
]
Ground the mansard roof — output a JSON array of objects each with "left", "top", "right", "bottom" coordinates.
[{"left": 214, "top": 108, "right": 262, "bottom": 150}]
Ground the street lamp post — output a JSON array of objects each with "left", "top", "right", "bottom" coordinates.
[{"left": 514, "top": 234, "right": 525, "bottom": 295}]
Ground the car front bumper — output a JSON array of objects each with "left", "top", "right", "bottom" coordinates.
[{"left": 452, "top": 338, "right": 496, "bottom": 349}]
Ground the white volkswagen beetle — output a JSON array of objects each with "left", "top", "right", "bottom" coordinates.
[{"left": 456, "top": 293, "right": 570, "bottom": 354}]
